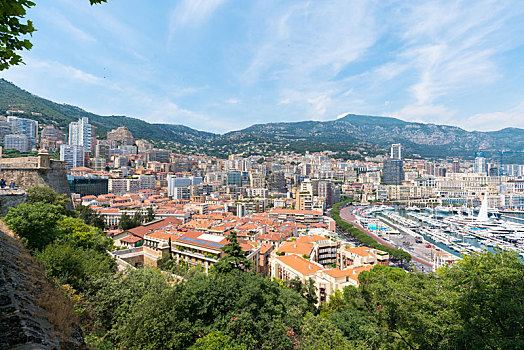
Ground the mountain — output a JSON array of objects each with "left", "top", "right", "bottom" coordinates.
[
  {"left": 221, "top": 114, "right": 524, "bottom": 158},
  {"left": 1, "top": 79, "right": 522, "bottom": 159},
  {"left": 0, "top": 79, "right": 216, "bottom": 144}
]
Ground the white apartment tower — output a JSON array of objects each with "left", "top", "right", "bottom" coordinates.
[
  {"left": 60, "top": 144, "right": 85, "bottom": 170},
  {"left": 69, "top": 117, "right": 93, "bottom": 152},
  {"left": 474, "top": 156, "right": 488, "bottom": 174},
  {"left": 390, "top": 143, "right": 403, "bottom": 160}
]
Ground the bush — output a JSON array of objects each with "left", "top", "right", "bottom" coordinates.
[{"left": 4, "top": 202, "right": 64, "bottom": 250}]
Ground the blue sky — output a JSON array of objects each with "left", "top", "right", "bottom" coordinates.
[{"left": 1, "top": 0, "right": 524, "bottom": 133}]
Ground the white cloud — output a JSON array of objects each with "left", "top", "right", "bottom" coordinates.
[
  {"left": 464, "top": 101, "right": 524, "bottom": 131},
  {"left": 242, "top": 1, "right": 378, "bottom": 85},
  {"left": 1, "top": 57, "right": 103, "bottom": 87},
  {"left": 169, "top": 0, "right": 227, "bottom": 39},
  {"left": 226, "top": 98, "right": 240, "bottom": 104}
]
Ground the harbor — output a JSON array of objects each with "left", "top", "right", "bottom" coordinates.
[{"left": 342, "top": 197, "right": 524, "bottom": 271}]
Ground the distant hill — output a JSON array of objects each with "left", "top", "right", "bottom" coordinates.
[
  {"left": 1, "top": 79, "right": 522, "bottom": 159},
  {"left": 0, "top": 79, "right": 216, "bottom": 144},
  {"left": 221, "top": 113, "right": 524, "bottom": 158}
]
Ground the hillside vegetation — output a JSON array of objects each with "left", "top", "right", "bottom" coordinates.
[{"left": 1, "top": 79, "right": 523, "bottom": 161}]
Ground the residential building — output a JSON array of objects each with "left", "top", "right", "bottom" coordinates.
[
  {"left": 68, "top": 117, "right": 94, "bottom": 153},
  {"left": 60, "top": 144, "right": 84, "bottom": 169},
  {"left": 7, "top": 116, "right": 38, "bottom": 148},
  {"left": 4, "top": 134, "right": 29, "bottom": 152}
]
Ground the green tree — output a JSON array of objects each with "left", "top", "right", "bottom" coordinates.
[
  {"left": 118, "top": 212, "right": 142, "bottom": 230},
  {"left": 75, "top": 204, "right": 106, "bottom": 230},
  {"left": 145, "top": 207, "right": 155, "bottom": 222},
  {"left": 439, "top": 250, "right": 524, "bottom": 349},
  {"left": 55, "top": 216, "right": 113, "bottom": 252},
  {"left": 37, "top": 240, "right": 115, "bottom": 290},
  {"left": 27, "top": 185, "right": 70, "bottom": 209},
  {"left": 299, "top": 312, "right": 351, "bottom": 350},
  {"left": 4, "top": 202, "right": 63, "bottom": 250},
  {"left": 190, "top": 331, "right": 245, "bottom": 350},
  {"left": 212, "top": 231, "right": 253, "bottom": 274}
]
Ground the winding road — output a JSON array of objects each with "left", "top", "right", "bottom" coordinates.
[{"left": 339, "top": 206, "right": 433, "bottom": 268}]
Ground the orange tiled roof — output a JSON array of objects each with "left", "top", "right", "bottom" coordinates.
[{"left": 275, "top": 254, "right": 323, "bottom": 276}]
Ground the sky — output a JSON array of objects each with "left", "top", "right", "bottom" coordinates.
[{"left": 1, "top": 0, "right": 524, "bottom": 134}]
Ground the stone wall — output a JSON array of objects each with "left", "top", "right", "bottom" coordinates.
[
  {"left": 0, "top": 226, "right": 86, "bottom": 349},
  {"left": 0, "top": 152, "right": 70, "bottom": 196},
  {"left": 0, "top": 189, "right": 27, "bottom": 216}
]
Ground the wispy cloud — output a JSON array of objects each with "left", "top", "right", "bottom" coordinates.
[
  {"left": 226, "top": 98, "right": 240, "bottom": 105},
  {"left": 392, "top": 0, "right": 522, "bottom": 125},
  {"left": 169, "top": 0, "right": 227, "bottom": 40},
  {"left": 464, "top": 100, "right": 524, "bottom": 131}
]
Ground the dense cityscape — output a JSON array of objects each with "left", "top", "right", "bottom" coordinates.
[{"left": 1, "top": 0, "right": 524, "bottom": 349}]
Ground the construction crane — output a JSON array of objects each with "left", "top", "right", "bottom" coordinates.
[{"left": 7, "top": 103, "right": 25, "bottom": 116}]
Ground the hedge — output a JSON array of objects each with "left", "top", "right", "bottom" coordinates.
[{"left": 331, "top": 200, "right": 412, "bottom": 262}]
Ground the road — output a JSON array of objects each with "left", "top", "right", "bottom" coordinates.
[{"left": 339, "top": 206, "right": 433, "bottom": 268}]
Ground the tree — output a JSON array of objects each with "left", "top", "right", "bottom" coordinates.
[
  {"left": 1, "top": 0, "right": 107, "bottom": 70},
  {"left": 145, "top": 207, "right": 156, "bottom": 222},
  {"left": 439, "top": 250, "right": 524, "bottom": 349},
  {"left": 37, "top": 240, "right": 115, "bottom": 291},
  {"left": 55, "top": 216, "right": 113, "bottom": 252},
  {"left": 0, "top": 0, "right": 35, "bottom": 70},
  {"left": 212, "top": 231, "right": 253, "bottom": 274},
  {"left": 4, "top": 202, "right": 63, "bottom": 250},
  {"left": 190, "top": 331, "right": 245, "bottom": 350},
  {"left": 299, "top": 313, "right": 351, "bottom": 350},
  {"left": 118, "top": 211, "right": 143, "bottom": 230},
  {"left": 27, "top": 185, "right": 70, "bottom": 209},
  {"left": 75, "top": 204, "right": 106, "bottom": 229}
]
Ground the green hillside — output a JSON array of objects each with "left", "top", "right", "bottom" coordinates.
[{"left": 0, "top": 79, "right": 216, "bottom": 144}]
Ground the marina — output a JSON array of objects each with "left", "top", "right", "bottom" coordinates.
[{"left": 350, "top": 197, "right": 524, "bottom": 269}]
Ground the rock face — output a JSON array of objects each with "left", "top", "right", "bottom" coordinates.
[
  {"left": 0, "top": 227, "right": 86, "bottom": 349},
  {"left": 0, "top": 190, "right": 27, "bottom": 216}
]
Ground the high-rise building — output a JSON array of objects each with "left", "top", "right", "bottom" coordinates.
[
  {"left": 474, "top": 156, "right": 487, "bottom": 174},
  {"left": 296, "top": 178, "right": 314, "bottom": 211},
  {"left": 95, "top": 144, "right": 109, "bottom": 159},
  {"left": 167, "top": 176, "right": 202, "bottom": 197},
  {"left": 145, "top": 149, "right": 170, "bottom": 163},
  {"left": 390, "top": 143, "right": 403, "bottom": 160},
  {"left": 382, "top": 159, "right": 404, "bottom": 185},
  {"left": 268, "top": 171, "right": 287, "bottom": 193},
  {"left": 60, "top": 144, "right": 85, "bottom": 170},
  {"left": 7, "top": 116, "right": 38, "bottom": 148},
  {"left": 68, "top": 117, "right": 93, "bottom": 153},
  {"left": 452, "top": 159, "right": 460, "bottom": 173},
  {"left": 4, "top": 134, "right": 29, "bottom": 152},
  {"left": 227, "top": 170, "right": 242, "bottom": 186},
  {"left": 0, "top": 119, "right": 12, "bottom": 145},
  {"left": 318, "top": 181, "right": 339, "bottom": 207}
]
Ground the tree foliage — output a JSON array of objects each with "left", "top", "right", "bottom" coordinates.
[
  {"left": 321, "top": 251, "right": 524, "bottom": 349},
  {"left": 212, "top": 231, "right": 253, "bottom": 274},
  {"left": 118, "top": 211, "right": 143, "bottom": 230},
  {"left": 75, "top": 204, "right": 106, "bottom": 230},
  {"left": 27, "top": 185, "right": 70, "bottom": 209},
  {"left": 4, "top": 202, "right": 64, "bottom": 250}
]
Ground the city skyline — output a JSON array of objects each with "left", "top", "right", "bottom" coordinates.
[{"left": 1, "top": 0, "right": 524, "bottom": 134}]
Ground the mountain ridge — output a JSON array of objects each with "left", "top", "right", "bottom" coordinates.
[{"left": 1, "top": 79, "right": 523, "bottom": 159}]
